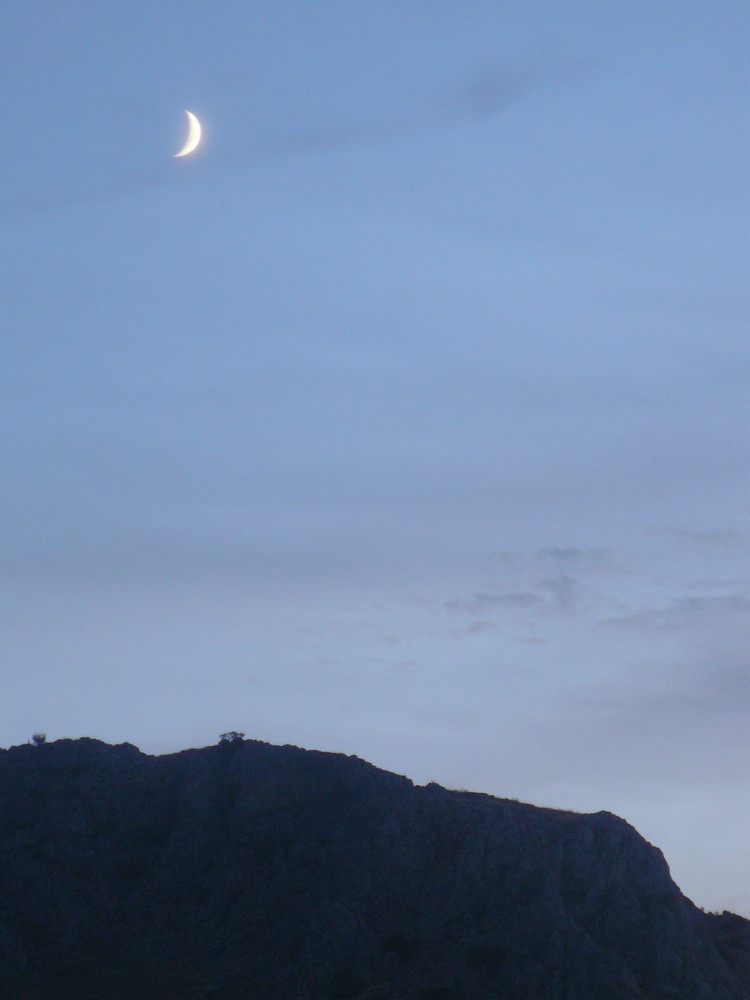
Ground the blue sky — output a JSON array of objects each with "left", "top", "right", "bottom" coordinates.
[{"left": 2, "top": 2, "right": 748, "bottom": 914}]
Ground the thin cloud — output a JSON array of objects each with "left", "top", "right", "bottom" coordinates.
[
  {"left": 445, "top": 591, "right": 543, "bottom": 614},
  {"left": 379, "top": 635, "right": 403, "bottom": 647},
  {"left": 561, "top": 649, "right": 750, "bottom": 744},
  {"left": 236, "top": 57, "right": 587, "bottom": 162},
  {"left": 538, "top": 546, "right": 587, "bottom": 562},
  {"left": 601, "top": 595, "right": 750, "bottom": 633},
  {"left": 654, "top": 526, "right": 748, "bottom": 549},
  {"left": 537, "top": 546, "right": 610, "bottom": 569},
  {"left": 463, "top": 619, "right": 499, "bottom": 635},
  {"left": 538, "top": 574, "right": 579, "bottom": 610},
  {"left": 441, "top": 56, "right": 589, "bottom": 122}
]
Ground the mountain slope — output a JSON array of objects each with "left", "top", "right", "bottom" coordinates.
[{"left": 0, "top": 737, "right": 747, "bottom": 999}]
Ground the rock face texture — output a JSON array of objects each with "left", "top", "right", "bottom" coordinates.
[{"left": 0, "top": 738, "right": 748, "bottom": 999}]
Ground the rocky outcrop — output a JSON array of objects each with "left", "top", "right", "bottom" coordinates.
[{"left": 0, "top": 737, "right": 747, "bottom": 999}]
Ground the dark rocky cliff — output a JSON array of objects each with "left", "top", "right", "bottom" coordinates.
[{"left": 0, "top": 737, "right": 747, "bottom": 999}]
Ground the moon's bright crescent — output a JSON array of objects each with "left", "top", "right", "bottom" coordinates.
[{"left": 174, "top": 110, "right": 202, "bottom": 157}]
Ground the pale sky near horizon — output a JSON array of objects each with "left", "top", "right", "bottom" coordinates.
[{"left": 2, "top": 2, "right": 749, "bottom": 916}]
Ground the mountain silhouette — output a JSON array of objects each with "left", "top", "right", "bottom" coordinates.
[{"left": 1, "top": 736, "right": 748, "bottom": 999}]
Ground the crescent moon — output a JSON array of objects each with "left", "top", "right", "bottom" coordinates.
[{"left": 174, "top": 110, "right": 202, "bottom": 158}]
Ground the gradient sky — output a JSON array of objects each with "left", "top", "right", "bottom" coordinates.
[{"left": 2, "top": 2, "right": 748, "bottom": 915}]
